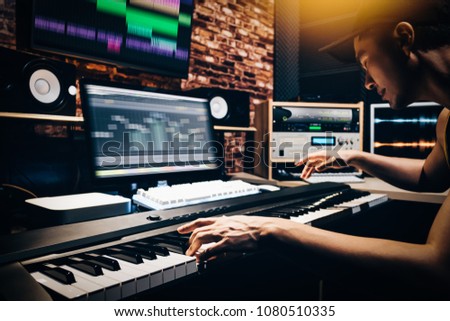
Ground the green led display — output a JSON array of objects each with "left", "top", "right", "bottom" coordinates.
[
  {"left": 96, "top": 0, "right": 180, "bottom": 38},
  {"left": 97, "top": 0, "right": 126, "bottom": 16}
]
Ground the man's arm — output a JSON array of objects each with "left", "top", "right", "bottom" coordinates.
[
  {"left": 178, "top": 193, "right": 450, "bottom": 296},
  {"left": 298, "top": 109, "right": 450, "bottom": 192}
]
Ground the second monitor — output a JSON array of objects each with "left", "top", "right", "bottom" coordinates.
[{"left": 370, "top": 101, "right": 443, "bottom": 159}]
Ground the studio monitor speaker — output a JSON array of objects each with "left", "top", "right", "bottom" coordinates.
[
  {"left": 0, "top": 47, "right": 77, "bottom": 116},
  {"left": 186, "top": 88, "right": 250, "bottom": 127}
]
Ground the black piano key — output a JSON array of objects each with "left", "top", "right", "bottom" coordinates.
[
  {"left": 274, "top": 213, "right": 291, "bottom": 219},
  {"left": 150, "top": 236, "right": 189, "bottom": 253},
  {"left": 68, "top": 259, "right": 103, "bottom": 276},
  {"left": 119, "top": 244, "right": 157, "bottom": 260},
  {"left": 104, "top": 247, "right": 144, "bottom": 264},
  {"left": 134, "top": 242, "right": 170, "bottom": 256},
  {"left": 42, "top": 267, "right": 76, "bottom": 285},
  {"left": 81, "top": 254, "right": 121, "bottom": 271}
]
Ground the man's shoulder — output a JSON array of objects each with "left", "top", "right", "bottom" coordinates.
[{"left": 436, "top": 108, "right": 450, "bottom": 137}]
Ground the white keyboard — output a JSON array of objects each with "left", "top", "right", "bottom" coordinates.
[
  {"left": 301, "top": 173, "right": 365, "bottom": 184},
  {"left": 133, "top": 180, "right": 261, "bottom": 210},
  {"left": 29, "top": 239, "right": 197, "bottom": 300}
]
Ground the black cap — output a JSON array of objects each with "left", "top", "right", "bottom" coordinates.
[{"left": 319, "top": 0, "right": 448, "bottom": 62}]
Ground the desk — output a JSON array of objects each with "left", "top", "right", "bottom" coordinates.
[{"left": 231, "top": 172, "right": 449, "bottom": 204}]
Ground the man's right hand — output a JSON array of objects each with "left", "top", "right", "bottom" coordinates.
[{"left": 295, "top": 150, "right": 354, "bottom": 179}]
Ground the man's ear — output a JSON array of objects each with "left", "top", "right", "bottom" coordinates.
[{"left": 393, "top": 22, "right": 415, "bottom": 55}]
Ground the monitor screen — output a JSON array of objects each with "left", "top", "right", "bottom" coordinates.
[
  {"left": 19, "top": 0, "right": 194, "bottom": 78},
  {"left": 370, "top": 102, "right": 443, "bottom": 159},
  {"left": 80, "top": 79, "right": 220, "bottom": 186}
]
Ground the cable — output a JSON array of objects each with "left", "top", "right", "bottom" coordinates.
[{"left": 1, "top": 183, "right": 38, "bottom": 198}]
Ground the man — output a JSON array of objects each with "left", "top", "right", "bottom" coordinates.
[{"left": 178, "top": 0, "right": 450, "bottom": 298}]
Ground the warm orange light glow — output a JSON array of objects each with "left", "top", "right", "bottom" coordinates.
[{"left": 374, "top": 140, "right": 436, "bottom": 152}]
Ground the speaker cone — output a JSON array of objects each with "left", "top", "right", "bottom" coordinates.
[
  {"left": 210, "top": 96, "right": 228, "bottom": 120},
  {"left": 29, "top": 69, "right": 61, "bottom": 104}
]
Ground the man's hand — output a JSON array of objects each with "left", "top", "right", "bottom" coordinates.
[
  {"left": 295, "top": 150, "right": 351, "bottom": 179},
  {"left": 177, "top": 215, "right": 275, "bottom": 262}
]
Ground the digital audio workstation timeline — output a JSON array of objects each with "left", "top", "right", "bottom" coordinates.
[{"left": 18, "top": 0, "right": 194, "bottom": 77}]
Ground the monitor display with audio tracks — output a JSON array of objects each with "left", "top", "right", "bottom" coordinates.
[
  {"left": 370, "top": 102, "right": 443, "bottom": 159},
  {"left": 80, "top": 79, "right": 221, "bottom": 188},
  {"left": 16, "top": 0, "right": 194, "bottom": 78}
]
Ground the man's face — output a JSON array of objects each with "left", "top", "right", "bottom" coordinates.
[{"left": 354, "top": 30, "right": 416, "bottom": 109}]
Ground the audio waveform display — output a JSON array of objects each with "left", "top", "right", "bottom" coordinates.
[
  {"left": 374, "top": 140, "right": 436, "bottom": 152},
  {"left": 374, "top": 117, "right": 438, "bottom": 124},
  {"left": 371, "top": 103, "right": 443, "bottom": 159},
  {"left": 30, "top": 0, "right": 194, "bottom": 77}
]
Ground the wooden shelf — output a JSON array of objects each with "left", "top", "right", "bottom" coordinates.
[
  {"left": 213, "top": 125, "right": 257, "bottom": 132},
  {"left": 0, "top": 112, "right": 84, "bottom": 123}
]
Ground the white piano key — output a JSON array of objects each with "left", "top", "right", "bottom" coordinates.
[
  {"left": 184, "top": 256, "right": 197, "bottom": 275},
  {"left": 31, "top": 271, "right": 87, "bottom": 300},
  {"left": 103, "top": 255, "right": 149, "bottom": 294},
  {"left": 141, "top": 259, "right": 164, "bottom": 288},
  {"left": 99, "top": 268, "right": 136, "bottom": 300},
  {"left": 142, "top": 255, "right": 176, "bottom": 283},
  {"left": 61, "top": 265, "right": 119, "bottom": 301},
  {"left": 291, "top": 208, "right": 343, "bottom": 224},
  {"left": 159, "top": 255, "right": 186, "bottom": 279},
  {"left": 364, "top": 193, "right": 389, "bottom": 207},
  {"left": 107, "top": 255, "right": 162, "bottom": 291},
  {"left": 161, "top": 252, "right": 198, "bottom": 278},
  {"left": 334, "top": 193, "right": 388, "bottom": 213}
]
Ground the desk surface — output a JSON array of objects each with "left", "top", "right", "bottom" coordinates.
[{"left": 231, "top": 172, "right": 449, "bottom": 204}]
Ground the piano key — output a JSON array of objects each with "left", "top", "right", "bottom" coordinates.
[
  {"left": 55, "top": 269, "right": 106, "bottom": 300},
  {"left": 119, "top": 244, "right": 157, "bottom": 260},
  {"left": 134, "top": 242, "right": 170, "bottom": 256},
  {"left": 102, "top": 255, "right": 151, "bottom": 293},
  {"left": 82, "top": 254, "right": 121, "bottom": 271},
  {"left": 362, "top": 193, "right": 389, "bottom": 207},
  {"left": 61, "top": 265, "right": 120, "bottom": 301},
  {"left": 104, "top": 248, "right": 144, "bottom": 264},
  {"left": 110, "top": 256, "right": 165, "bottom": 289},
  {"left": 291, "top": 208, "right": 344, "bottom": 224},
  {"left": 31, "top": 271, "right": 86, "bottom": 300},
  {"left": 66, "top": 258, "right": 104, "bottom": 276},
  {"left": 334, "top": 193, "right": 388, "bottom": 212},
  {"left": 149, "top": 236, "right": 189, "bottom": 254},
  {"left": 41, "top": 267, "right": 76, "bottom": 285},
  {"left": 163, "top": 252, "right": 197, "bottom": 278},
  {"left": 98, "top": 267, "right": 138, "bottom": 299}
]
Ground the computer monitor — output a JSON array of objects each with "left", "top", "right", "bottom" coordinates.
[
  {"left": 80, "top": 79, "right": 221, "bottom": 189},
  {"left": 17, "top": 0, "right": 194, "bottom": 78},
  {"left": 370, "top": 102, "right": 443, "bottom": 159}
]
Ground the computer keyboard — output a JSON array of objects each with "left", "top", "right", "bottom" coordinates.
[
  {"left": 301, "top": 173, "right": 365, "bottom": 184},
  {"left": 132, "top": 180, "right": 261, "bottom": 210}
]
